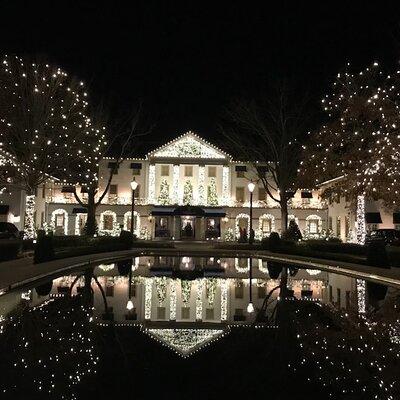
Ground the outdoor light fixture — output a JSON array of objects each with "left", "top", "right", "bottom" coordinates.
[
  {"left": 247, "top": 181, "right": 255, "bottom": 193},
  {"left": 130, "top": 179, "right": 138, "bottom": 191},
  {"left": 247, "top": 302, "right": 254, "bottom": 313},
  {"left": 126, "top": 299, "right": 134, "bottom": 311}
]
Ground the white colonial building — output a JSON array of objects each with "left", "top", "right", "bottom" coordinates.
[{"left": 2, "top": 132, "right": 327, "bottom": 239}]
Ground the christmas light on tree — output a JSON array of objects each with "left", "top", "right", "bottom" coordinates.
[
  {"left": 207, "top": 177, "right": 218, "bottom": 206},
  {"left": 0, "top": 55, "right": 107, "bottom": 234},
  {"left": 157, "top": 179, "right": 170, "bottom": 205},
  {"left": 183, "top": 180, "right": 193, "bottom": 205},
  {"left": 301, "top": 62, "right": 400, "bottom": 207}
]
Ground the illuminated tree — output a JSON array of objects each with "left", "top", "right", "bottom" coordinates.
[
  {"left": 220, "top": 82, "right": 309, "bottom": 232},
  {"left": 158, "top": 179, "right": 170, "bottom": 205},
  {"left": 207, "top": 177, "right": 218, "bottom": 206},
  {"left": 183, "top": 180, "right": 193, "bottom": 205},
  {"left": 0, "top": 54, "right": 103, "bottom": 237},
  {"left": 71, "top": 111, "right": 144, "bottom": 236},
  {"left": 300, "top": 62, "right": 400, "bottom": 208}
]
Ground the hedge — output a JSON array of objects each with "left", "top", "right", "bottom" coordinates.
[{"left": 0, "top": 240, "right": 22, "bottom": 261}]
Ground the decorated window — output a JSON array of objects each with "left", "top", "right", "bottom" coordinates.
[
  {"left": 261, "top": 218, "right": 271, "bottom": 233},
  {"left": 308, "top": 220, "right": 318, "bottom": 234},
  {"left": 103, "top": 214, "right": 114, "bottom": 231}
]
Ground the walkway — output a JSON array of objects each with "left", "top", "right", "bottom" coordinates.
[{"left": 1, "top": 246, "right": 400, "bottom": 293}]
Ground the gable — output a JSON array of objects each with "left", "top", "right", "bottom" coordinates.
[{"left": 149, "top": 132, "right": 230, "bottom": 160}]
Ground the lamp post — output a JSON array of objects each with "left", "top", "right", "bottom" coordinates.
[
  {"left": 247, "top": 181, "right": 255, "bottom": 244},
  {"left": 130, "top": 179, "right": 138, "bottom": 235}
]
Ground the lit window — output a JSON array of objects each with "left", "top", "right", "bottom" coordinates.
[
  {"left": 261, "top": 218, "right": 271, "bottom": 233},
  {"left": 161, "top": 165, "right": 170, "bottom": 176},
  {"left": 208, "top": 166, "right": 216, "bottom": 177},
  {"left": 184, "top": 166, "right": 193, "bottom": 177},
  {"left": 308, "top": 220, "right": 319, "bottom": 234},
  {"left": 132, "top": 168, "right": 141, "bottom": 176},
  {"left": 236, "top": 187, "right": 245, "bottom": 203},
  {"left": 103, "top": 214, "right": 114, "bottom": 230}
]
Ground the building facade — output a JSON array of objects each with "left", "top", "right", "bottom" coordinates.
[{"left": 45, "top": 132, "right": 327, "bottom": 239}]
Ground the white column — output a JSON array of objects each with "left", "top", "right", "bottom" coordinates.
[
  {"left": 148, "top": 164, "right": 156, "bottom": 204},
  {"left": 198, "top": 165, "right": 205, "bottom": 205},
  {"left": 222, "top": 165, "right": 230, "bottom": 206},
  {"left": 172, "top": 164, "right": 180, "bottom": 204}
]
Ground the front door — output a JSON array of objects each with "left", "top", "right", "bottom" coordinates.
[{"left": 181, "top": 216, "right": 195, "bottom": 239}]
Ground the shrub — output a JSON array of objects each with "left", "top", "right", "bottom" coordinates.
[
  {"left": 34, "top": 230, "right": 55, "bottom": 264},
  {"left": 366, "top": 241, "right": 390, "bottom": 268},
  {"left": 268, "top": 232, "right": 281, "bottom": 252},
  {"left": 282, "top": 220, "right": 302, "bottom": 241},
  {"left": 119, "top": 230, "right": 134, "bottom": 248},
  {"left": 0, "top": 240, "right": 21, "bottom": 261}
]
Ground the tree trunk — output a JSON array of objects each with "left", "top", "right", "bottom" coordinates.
[
  {"left": 24, "top": 189, "right": 36, "bottom": 239},
  {"left": 280, "top": 198, "right": 288, "bottom": 234},
  {"left": 85, "top": 187, "right": 97, "bottom": 236}
]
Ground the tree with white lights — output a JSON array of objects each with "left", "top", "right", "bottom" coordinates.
[
  {"left": 221, "top": 82, "right": 310, "bottom": 232},
  {"left": 300, "top": 62, "right": 400, "bottom": 207},
  {"left": 158, "top": 179, "right": 170, "bottom": 205},
  {"left": 183, "top": 180, "right": 193, "bottom": 205},
  {"left": 71, "top": 110, "right": 145, "bottom": 236},
  {"left": 207, "top": 177, "right": 218, "bottom": 206},
  {"left": 0, "top": 55, "right": 103, "bottom": 238}
]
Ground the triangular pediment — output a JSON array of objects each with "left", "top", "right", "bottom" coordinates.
[
  {"left": 146, "top": 328, "right": 225, "bottom": 357},
  {"left": 148, "top": 132, "right": 230, "bottom": 160}
]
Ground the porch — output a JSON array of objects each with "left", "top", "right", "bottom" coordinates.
[{"left": 151, "top": 205, "right": 226, "bottom": 241}]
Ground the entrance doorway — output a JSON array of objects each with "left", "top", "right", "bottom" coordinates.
[{"left": 181, "top": 216, "right": 195, "bottom": 239}]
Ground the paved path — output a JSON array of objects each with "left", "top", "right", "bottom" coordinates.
[{"left": 1, "top": 246, "right": 400, "bottom": 293}]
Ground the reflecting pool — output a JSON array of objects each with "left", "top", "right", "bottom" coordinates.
[{"left": 0, "top": 256, "right": 399, "bottom": 399}]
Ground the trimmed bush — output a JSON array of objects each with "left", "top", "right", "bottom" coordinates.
[
  {"left": 34, "top": 230, "right": 55, "bottom": 264},
  {"left": 302, "top": 240, "right": 366, "bottom": 256},
  {"left": 282, "top": 220, "right": 302, "bottom": 241},
  {"left": 119, "top": 230, "right": 134, "bottom": 248},
  {"left": 366, "top": 241, "right": 390, "bottom": 268},
  {"left": 268, "top": 232, "right": 281, "bottom": 252}
]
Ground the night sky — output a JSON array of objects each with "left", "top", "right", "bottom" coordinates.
[{"left": 1, "top": 1, "right": 400, "bottom": 155}]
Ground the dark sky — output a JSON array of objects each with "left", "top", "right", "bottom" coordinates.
[{"left": 1, "top": 1, "right": 400, "bottom": 155}]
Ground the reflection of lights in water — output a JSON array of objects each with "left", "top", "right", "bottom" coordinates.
[
  {"left": 235, "top": 258, "right": 250, "bottom": 273},
  {"left": 247, "top": 302, "right": 254, "bottom": 313},
  {"left": 258, "top": 259, "right": 268, "bottom": 273},
  {"left": 181, "top": 256, "right": 193, "bottom": 269},
  {"left": 220, "top": 279, "right": 228, "bottom": 321},
  {"left": 356, "top": 279, "right": 366, "bottom": 314},
  {"left": 126, "top": 299, "right": 134, "bottom": 311},
  {"left": 21, "top": 290, "right": 31, "bottom": 300},
  {"left": 306, "top": 269, "right": 321, "bottom": 276},
  {"left": 146, "top": 328, "right": 225, "bottom": 357},
  {"left": 98, "top": 264, "right": 115, "bottom": 272}
]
